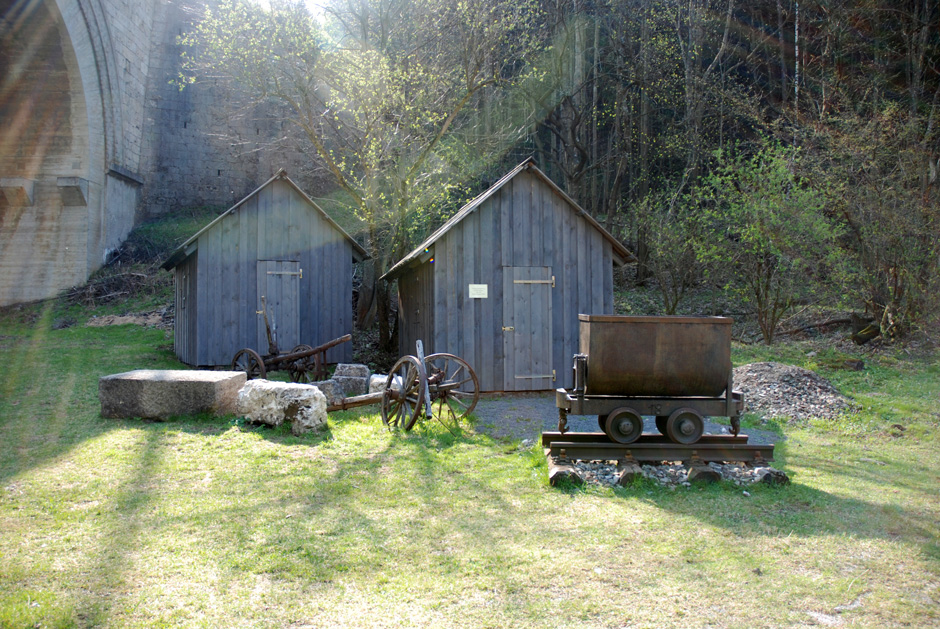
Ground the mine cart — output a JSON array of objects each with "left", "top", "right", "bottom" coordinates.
[
  {"left": 231, "top": 334, "right": 351, "bottom": 383},
  {"left": 556, "top": 315, "right": 744, "bottom": 444},
  {"left": 230, "top": 296, "right": 351, "bottom": 383}
]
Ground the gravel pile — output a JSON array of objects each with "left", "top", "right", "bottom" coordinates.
[
  {"left": 733, "top": 362, "right": 859, "bottom": 421},
  {"left": 573, "top": 460, "right": 788, "bottom": 488}
]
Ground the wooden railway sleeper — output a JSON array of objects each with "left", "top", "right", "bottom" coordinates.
[{"left": 616, "top": 450, "right": 644, "bottom": 485}]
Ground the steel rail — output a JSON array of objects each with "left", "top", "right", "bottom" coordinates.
[
  {"left": 541, "top": 431, "right": 750, "bottom": 446},
  {"left": 542, "top": 432, "right": 775, "bottom": 464}
]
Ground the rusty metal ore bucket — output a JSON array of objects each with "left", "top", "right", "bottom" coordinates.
[{"left": 579, "top": 315, "right": 732, "bottom": 397}]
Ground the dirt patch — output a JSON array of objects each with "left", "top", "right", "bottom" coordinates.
[{"left": 86, "top": 310, "right": 172, "bottom": 329}]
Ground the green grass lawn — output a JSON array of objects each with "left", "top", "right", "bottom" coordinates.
[{"left": 1, "top": 303, "right": 938, "bottom": 627}]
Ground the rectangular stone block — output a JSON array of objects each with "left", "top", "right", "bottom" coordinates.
[
  {"left": 334, "top": 363, "right": 371, "bottom": 378},
  {"left": 334, "top": 375, "right": 368, "bottom": 397},
  {"left": 99, "top": 369, "right": 246, "bottom": 420}
]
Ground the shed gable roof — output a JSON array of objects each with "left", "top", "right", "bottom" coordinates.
[
  {"left": 161, "top": 170, "right": 369, "bottom": 270},
  {"left": 381, "top": 158, "right": 635, "bottom": 281}
]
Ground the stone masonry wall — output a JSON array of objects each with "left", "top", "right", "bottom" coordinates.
[{"left": 137, "top": 0, "right": 329, "bottom": 218}]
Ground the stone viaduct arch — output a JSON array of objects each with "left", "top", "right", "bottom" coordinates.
[
  {"left": 1, "top": 0, "right": 327, "bottom": 307},
  {"left": 1, "top": 0, "right": 146, "bottom": 306}
]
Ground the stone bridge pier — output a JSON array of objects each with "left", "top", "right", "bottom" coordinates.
[
  {"left": 1, "top": 0, "right": 153, "bottom": 305},
  {"left": 1, "top": 0, "right": 324, "bottom": 307}
]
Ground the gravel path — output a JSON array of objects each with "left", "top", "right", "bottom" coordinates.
[{"left": 471, "top": 392, "right": 783, "bottom": 446}]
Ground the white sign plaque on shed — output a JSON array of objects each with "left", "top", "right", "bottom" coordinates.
[{"left": 468, "top": 284, "right": 488, "bottom": 299}]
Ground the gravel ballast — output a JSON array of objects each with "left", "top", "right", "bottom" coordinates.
[{"left": 733, "top": 362, "right": 860, "bottom": 421}]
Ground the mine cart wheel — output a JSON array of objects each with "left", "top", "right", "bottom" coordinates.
[
  {"left": 604, "top": 407, "right": 644, "bottom": 444},
  {"left": 655, "top": 415, "right": 669, "bottom": 436},
  {"left": 597, "top": 414, "right": 608, "bottom": 433},
  {"left": 424, "top": 353, "right": 481, "bottom": 431},
  {"left": 381, "top": 356, "right": 427, "bottom": 431},
  {"left": 287, "top": 344, "right": 315, "bottom": 383},
  {"left": 232, "top": 348, "right": 267, "bottom": 380},
  {"left": 665, "top": 408, "right": 704, "bottom": 444}
]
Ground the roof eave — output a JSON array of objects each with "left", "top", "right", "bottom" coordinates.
[
  {"left": 161, "top": 169, "right": 371, "bottom": 270},
  {"left": 382, "top": 157, "right": 636, "bottom": 280}
]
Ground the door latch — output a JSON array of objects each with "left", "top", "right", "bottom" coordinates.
[{"left": 502, "top": 326, "right": 514, "bottom": 332}]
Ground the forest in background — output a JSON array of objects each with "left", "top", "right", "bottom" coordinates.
[{"left": 183, "top": 0, "right": 940, "bottom": 345}]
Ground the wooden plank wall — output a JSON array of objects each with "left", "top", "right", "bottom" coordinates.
[
  {"left": 174, "top": 253, "right": 198, "bottom": 364},
  {"left": 399, "top": 260, "right": 434, "bottom": 358},
  {"left": 190, "top": 179, "right": 355, "bottom": 366},
  {"left": 410, "top": 169, "right": 615, "bottom": 391}
]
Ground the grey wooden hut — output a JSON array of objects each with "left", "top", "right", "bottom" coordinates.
[
  {"left": 162, "top": 170, "right": 369, "bottom": 367},
  {"left": 382, "top": 159, "right": 635, "bottom": 392}
]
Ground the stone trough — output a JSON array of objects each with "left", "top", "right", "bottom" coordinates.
[{"left": 98, "top": 369, "right": 246, "bottom": 420}]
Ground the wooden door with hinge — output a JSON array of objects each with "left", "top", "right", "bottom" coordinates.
[
  {"left": 502, "top": 266, "right": 554, "bottom": 391},
  {"left": 256, "top": 260, "right": 301, "bottom": 355}
]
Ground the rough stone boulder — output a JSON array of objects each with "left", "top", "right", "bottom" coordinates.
[
  {"left": 99, "top": 370, "right": 246, "bottom": 420},
  {"left": 333, "top": 363, "right": 371, "bottom": 397},
  {"left": 368, "top": 374, "right": 387, "bottom": 394},
  {"left": 236, "top": 380, "right": 327, "bottom": 435}
]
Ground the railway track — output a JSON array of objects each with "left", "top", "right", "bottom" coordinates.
[{"left": 542, "top": 431, "right": 778, "bottom": 487}]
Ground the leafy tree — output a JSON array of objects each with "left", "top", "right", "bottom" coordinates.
[
  {"left": 808, "top": 106, "right": 940, "bottom": 338},
  {"left": 635, "top": 194, "right": 703, "bottom": 315},
  {"left": 698, "top": 143, "right": 838, "bottom": 343},
  {"left": 180, "top": 0, "right": 542, "bottom": 347}
]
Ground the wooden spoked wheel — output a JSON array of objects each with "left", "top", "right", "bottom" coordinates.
[
  {"left": 381, "top": 356, "right": 427, "bottom": 431},
  {"left": 604, "top": 407, "right": 643, "bottom": 444},
  {"left": 424, "top": 353, "right": 480, "bottom": 432},
  {"left": 232, "top": 348, "right": 267, "bottom": 380},
  {"left": 287, "top": 344, "right": 314, "bottom": 383},
  {"left": 665, "top": 407, "right": 704, "bottom": 444}
]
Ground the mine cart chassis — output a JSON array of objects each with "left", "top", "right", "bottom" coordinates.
[
  {"left": 371, "top": 346, "right": 481, "bottom": 434},
  {"left": 231, "top": 334, "right": 352, "bottom": 383},
  {"left": 329, "top": 343, "right": 481, "bottom": 434},
  {"left": 230, "top": 297, "right": 354, "bottom": 383},
  {"left": 555, "top": 385, "right": 744, "bottom": 444}
]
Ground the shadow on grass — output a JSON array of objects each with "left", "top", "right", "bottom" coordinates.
[
  {"left": 605, "top": 437, "right": 939, "bottom": 561},
  {"left": 73, "top": 428, "right": 166, "bottom": 626},
  {"left": 162, "top": 413, "right": 535, "bottom": 591},
  {"left": 0, "top": 310, "right": 182, "bottom": 486}
]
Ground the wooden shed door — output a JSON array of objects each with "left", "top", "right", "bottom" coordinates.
[
  {"left": 257, "top": 260, "right": 301, "bottom": 354},
  {"left": 502, "top": 266, "right": 554, "bottom": 391}
]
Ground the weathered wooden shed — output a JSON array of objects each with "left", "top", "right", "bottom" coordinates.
[
  {"left": 382, "top": 159, "right": 635, "bottom": 392},
  {"left": 162, "top": 170, "right": 369, "bottom": 367}
]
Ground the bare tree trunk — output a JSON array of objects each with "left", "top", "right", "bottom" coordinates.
[
  {"left": 591, "top": 13, "right": 600, "bottom": 215},
  {"left": 636, "top": 0, "right": 652, "bottom": 285},
  {"left": 794, "top": 1, "right": 800, "bottom": 116},
  {"left": 356, "top": 260, "right": 377, "bottom": 328},
  {"left": 377, "top": 277, "right": 391, "bottom": 350},
  {"left": 775, "top": 0, "right": 788, "bottom": 104}
]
